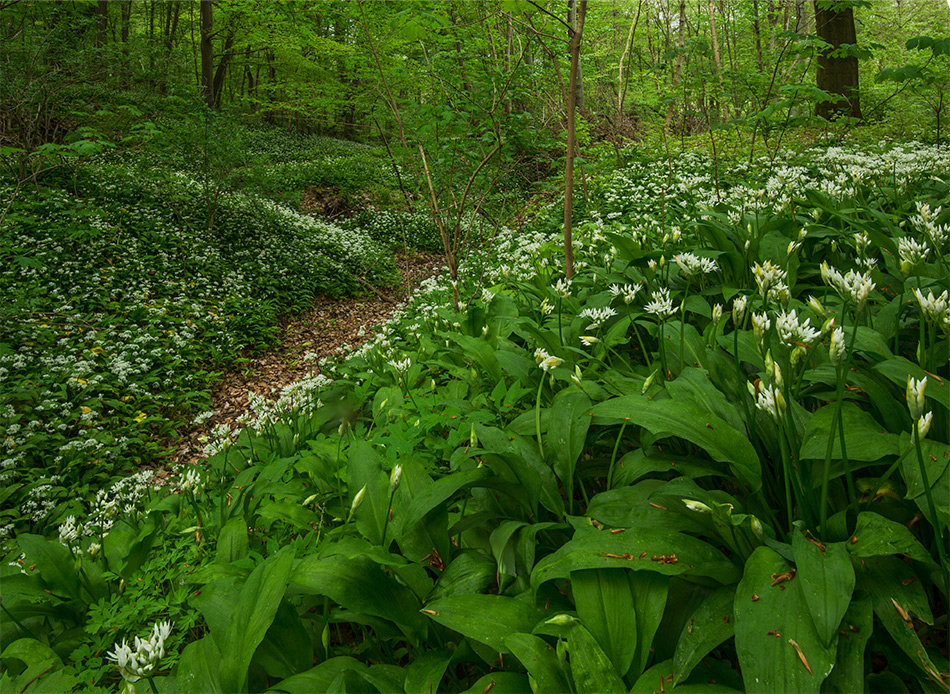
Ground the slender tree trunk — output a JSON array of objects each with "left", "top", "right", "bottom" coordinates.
[
  {"left": 563, "top": 0, "right": 587, "bottom": 280},
  {"left": 665, "top": 0, "right": 687, "bottom": 131},
  {"left": 752, "top": 0, "right": 764, "bottom": 72},
  {"left": 95, "top": 0, "right": 108, "bottom": 49},
  {"left": 200, "top": 0, "right": 214, "bottom": 108},
  {"left": 211, "top": 29, "right": 235, "bottom": 109},
  {"left": 568, "top": 0, "right": 586, "bottom": 115},
  {"left": 707, "top": 0, "right": 728, "bottom": 121},
  {"left": 813, "top": 0, "right": 862, "bottom": 120},
  {"left": 617, "top": 1, "right": 644, "bottom": 122}
]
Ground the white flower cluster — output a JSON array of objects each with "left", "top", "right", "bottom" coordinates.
[
  {"left": 107, "top": 621, "right": 173, "bottom": 683},
  {"left": 820, "top": 263, "right": 875, "bottom": 311},
  {"left": 644, "top": 288, "right": 677, "bottom": 319},
  {"left": 579, "top": 306, "right": 617, "bottom": 330}
]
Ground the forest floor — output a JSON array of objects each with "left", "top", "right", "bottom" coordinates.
[{"left": 170, "top": 250, "right": 444, "bottom": 469}]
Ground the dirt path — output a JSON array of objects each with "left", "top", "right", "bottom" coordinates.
[{"left": 170, "top": 250, "right": 443, "bottom": 468}]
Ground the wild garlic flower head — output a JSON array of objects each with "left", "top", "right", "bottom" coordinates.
[
  {"left": 674, "top": 252, "right": 718, "bottom": 276},
  {"left": 752, "top": 260, "right": 787, "bottom": 301},
  {"left": 914, "top": 412, "right": 933, "bottom": 442},
  {"left": 58, "top": 516, "right": 79, "bottom": 545},
  {"left": 820, "top": 263, "right": 875, "bottom": 311},
  {"left": 913, "top": 289, "right": 949, "bottom": 331},
  {"left": 571, "top": 365, "right": 583, "bottom": 387},
  {"left": 829, "top": 327, "right": 846, "bottom": 366},
  {"left": 898, "top": 237, "right": 929, "bottom": 269},
  {"left": 644, "top": 288, "right": 677, "bottom": 319},
  {"left": 580, "top": 335, "right": 599, "bottom": 346},
  {"left": 854, "top": 232, "right": 871, "bottom": 256},
  {"left": 579, "top": 306, "right": 617, "bottom": 330},
  {"left": 711, "top": 304, "right": 723, "bottom": 323},
  {"left": 178, "top": 467, "right": 203, "bottom": 494},
  {"left": 776, "top": 309, "right": 821, "bottom": 347},
  {"left": 539, "top": 297, "right": 554, "bottom": 316},
  {"left": 806, "top": 296, "right": 825, "bottom": 320},
  {"left": 539, "top": 354, "right": 564, "bottom": 372},
  {"left": 751, "top": 312, "right": 771, "bottom": 347},
  {"left": 107, "top": 621, "right": 173, "bottom": 683},
  {"left": 389, "top": 465, "right": 402, "bottom": 492},
  {"left": 609, "top": 282, "right": 642, "bottom": 304},
  {"left": 754, "top": 384, "right": 784, "bottom": 420},
  {"left": 388, "top": 357, "right": 411, "bottom": 374},
  {"left": 732, "top": 295, "right": 748, "bottom": 326},
  {"left": 534, "top": 348, "right": 551, "bottom": 364},
  {"left": 906, "top": 376, "right": 927, "bottom": 420},
  {"left": 554, "top": 278, "right": 572, "bottom": 298}
]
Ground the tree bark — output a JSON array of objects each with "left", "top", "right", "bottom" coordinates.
[
  {"left": 200, "top": 0, "right": 214, "bottom": 108},
  {"left": 563, "top": 0, "right": 587, "bottom": 280},
  {"left": 813, "top": 1, "right": 862, "bottom": 120},
  {"left": 568, "top": 0, "right": 586, "bottom": 115}
]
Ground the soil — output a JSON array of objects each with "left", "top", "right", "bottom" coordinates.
[{"left": 169, "top": 249, "right": 444, "bottom": 469}]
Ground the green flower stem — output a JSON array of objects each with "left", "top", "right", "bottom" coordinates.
[
  {"left": 147, "top": 677, "right": 160, "bottom": 694},
  {"left": 381, "top": 487, "right": 396, "bottom": 549},
  {"left": 679, "top": 284, "right": 690, "bottom": 368},
  {"left": 819, "top": 361, "right": 847, "bottom": 535},
  {"left": 777, "top": 420, "right": 796, "bottom": 536},
  {"left": 557, "top": 296, "right": 564, "bottom": 347},
  {"left": 658, "top": 318, "right": 670, "bottom": 380},
  {"left": 335, "top": 430, "right": 345, "bottom": 519},
  {"left": 913, "top": 422, "right": 950, "bottom": 599},
  {"left": 1, "top": 598, "right": 37, "bottom": 640},
  {"left": 535, "top": 376, "right": 545, "bottom": 459},
  {"left": 630, "top": 320, "right": 653, "bottom": 371},
  {"left": 606, "top": 421, "right": 628, "bottom": 491}
]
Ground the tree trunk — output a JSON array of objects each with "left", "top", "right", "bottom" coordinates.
[
  {"left": 707, "top": 0, "right": 728, "bottom": 121},
  {"left": 568, "top": 0, "right": 586, "bottom": 115},
  {"left": 95, "top": 0, "right": 108, "bottom": 49},
  {"left": 665, "top": 0, "right": 687, "bottom": 131},
  {"left": 563, "top": 0, "right": 587, "bottom": 280},
  {"left": 211, "top": 29, "right": 235, "bottom": 109},
  {"left": 752, "top": 0, "right": 764, "bottom": 72},
  {"left": 200, "top": 0, "right": 214, "bottom": 109},
  {"left": 813, "top": 1, "right": 862, "bottom": 120}
]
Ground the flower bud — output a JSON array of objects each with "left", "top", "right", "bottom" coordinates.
[
  {"left": 390, "top": 465, "right": 403, "bottom": 493},
  {"left": 806, "top": 296, "right": 824, "bottom": 319},
  {"left": 683, "top": 499, "right": 712, "bottom": 514},
  {"left": 348, "top": 485, "right": 367, "bottom": 521},
  {"left": 546, "top": 614, "right": 578, "bottom": 627},
  {"left": 642, "top": 369, "right": 658, "bottom": 394},
  {"left": 916, "top": 412, "right": 933, "bottom": 441},
  {"left": 906, "top": 376, "right": 927, "bottom": 420}
]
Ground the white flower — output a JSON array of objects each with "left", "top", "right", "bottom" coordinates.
[
  {"left": 388, "top": 357, "right": 411, "bottom": 374},
  {"left": 751, "top": 312, "right": 771, "bottom": 347},
  {"left": 806, "top": 296, "right": 825, "bottom": 319},
  {"left": 711, "top": 304, "right": 723, "bottom": 323},
  {"left": 914, "top": 412, "right": 933, "bottom": 442},
  {"left": 829, "top": 327, "right": 846, "bottom": 366},
  {"left": 107, "top": 621, "right": 173, "bottom": 683},
  {"left": 534, "top": 348, "right": 551, "bottom": 364},
  {"left": 554, "top": 278, "right": 572, "bottom": 298},
  {"left": 609, "top": 282, "right": 641, "bottom": 304},
  {"left": 540, "top": 297, "right": 554, "bottom": 315},
  {"left": 579, "top": 306, "right": 617, "bottom": 330},
  {"left": 755, "top": 385, "right": 785, "bottom": 420},
  {"left": 644, "top": 288, "right": 677, "bottom": 319},
  {"left": 906, "top": 377, "right": 927, "bottom": 420},
  {"left": 752, "top": 260, "right": 787, "bottom": 301},
  {"left": 390, "top": 465, "right": 402, "bottom": 492},
  {"left": 571, "top": 365, "right": 583, "bottom": 387},
  {"left": 913, "top": 289, "right": 949, "bottom": 329},
  {"left": 898, "top": 236, "right": 929, "bottom": 267},
  {"left": 854, "top": 232, "right": 870, "bottom": 256},
  {"left": 580, "top": 335, "right": 599, "bottom": 346},
  {"left": 675, "top": 252, "right": 718, "bottom": 276},
  {"left": 539, "top": 355, "right": 564, "bottom": 372},
  {"left": 732, "top": 295, "right": 748, "bottom": 326},
  {"left": 776, "top": 309, "right": 820, "bottom": 347},
  {"left": 820, "top": 262, "right": 875, "bottom": 311},
  {"left": 682, "top": 499, "right": 712, "bottom": 514},
  {"left": 58, "top": 516, "right": 78, "bottom": 545}
]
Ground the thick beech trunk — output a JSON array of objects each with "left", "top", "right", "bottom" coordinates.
[{"left": 813, "top": 1, "right": 862, "bottom": 120}]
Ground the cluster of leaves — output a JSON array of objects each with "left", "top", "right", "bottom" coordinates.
[{"left": 4, "top": 139, "right": 949, "bottom": 693}]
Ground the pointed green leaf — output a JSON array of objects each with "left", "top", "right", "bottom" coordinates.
[
  {"left": 568, "top": 622, "right": 627, "bottom": 693},
  {"left": 590, "top": 393, "right": 760, "bottom": 491},
  {"left": 216, "top": 518, "right": 249, "bottom": 565},
  {"left": 571, "top": 569, "right": 637, "bottom": 677},
  {"left": 822, "top": 595, "right": 873, "bottom": 693},
  {"left": 848, "top": 512, "right": 937, "bottom": 565},
  {"left": 422, "top": 594, "right": 543, "bottom": 654},
  {"left": 16, "top": 534, "right": 81, "bottom": 602},
  {"left": 734, "top": 547, "right": 835, "bottom": 692},
  {"left": 549, "top": 390, "right": 592, "bottom": 510},
  {"left": 220, "top": 548, "right": 294, "bottom": 693},
  {"left": 505, "top": 633, "right": 573, "bottom": 694},
  {"left": 532, "top": 527, "right": 741, "bottom": 589},
  {"left": 404, "top": 648, "right": 453, "bottom": 694},
  {"left": 673, "top": 585, "right": 736, "bottom": 683},
  {"left": 630, "top": 570, "right": 669, "bottom": 676},
  {"left": 798, "top": 402, "right": 898, "bottom": 463},
  {"left": 791, "top": 533, "right": 854, "bottom": 646},
  {"left": 348, "top": 440, "right": 390, "bottom": 545}
]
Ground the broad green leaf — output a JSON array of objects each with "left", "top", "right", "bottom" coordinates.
[
  {"left": 873, "top": 357, "right": 949, "bottom": 413},
  {"left": 404, "top": 648, "right": 453, "bottom": 694},
  {"left": 798, "top": 402, "right": 898, "bottom": 464},
  {"left": 857, "top": 556, "right": 938, "bottom": 684},
  {"left": 427, "top": 551, "right": 496, "bottom": 601},
  {"left": 567, "top": 622, "right": 627, "bottom": 693},
  {"left": 348, "top": 440, "right": 390, "bottom": 546},
  {"left": 791, "top": 533, "right": 854, "bottom": 646},
  {"left": 821, "top": 595, "right": 873, "bottom": 693},
  {"left": 590, "top": 393, "right": 760, "bottom": 491},
  {"left": 571, "top": 569, "right": 637, "bottom": 677},
  {"left": 392, "top": 457, "right": 450, "bottom": 564},
  {"left": 848, "top": 512, "right": 937, "bottom": 565},
  {"left": 733, "top": 547, "right": 835, "bottom": 693},
  {"left": 461, "top": 672, "right": 531, "bottom": 693},
  {"left": 252, "top": 601, "right": 313, "bottom": 679},
  {"left": 549, "top": 390, "right": 592, "bottom": 513},
  {"left": 458, "top": 335, "right": 502, "bottom": 382},
  {"left": 629, "top": 659, "right": 676, "bottom": 693},
  {"left": 900, "top": 434, "right": 950, "bottom": 500},
  {"left": 629, "top": 569, "right": 669, "bottom": 676},
  {"left": 673, "top": 585, "right": 736, "bottom": 683},
  {"left": 491, "top": 520, "right": 526, "bottom": 577},
  {"left": 422, "top": 594, "right": 543, "bottom": 653},
  {"left": 258, "top": 501, "right": 319, "bottom": 530},
  {"left": 267, "top": 656, "right": 397, "bottom": 694},
  {"left": 505, "top": 633, "right": 573, "bottom": 694},
  {"left": 220, "top": 548, "right": 294, "bottom": 693},
  {"left": 178, "top": 636, "right": 223, "bottom": 694},
  {"left": 16, "top": 534, "right": 80, "bottom": 602},
  {"left": 532, "top": 527, "right": 742, "bottom": 588},
  {"left": 401, "top": 467, "right": 493, "bottom": 531},
  {"left": 475, "top": 424, "right": 563, "bottom": 515},
  {"left": 586, "top": 481, "right": 707, "bottom": 533},
  {"left": 290, "top": 555, "right": 426, "bottom": 640},
  {"left": 667, "top": 367, "right": 745, "bottom": 433},
  {"left": 216, "top": 518, "right": 249, "bottom": 565}
]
